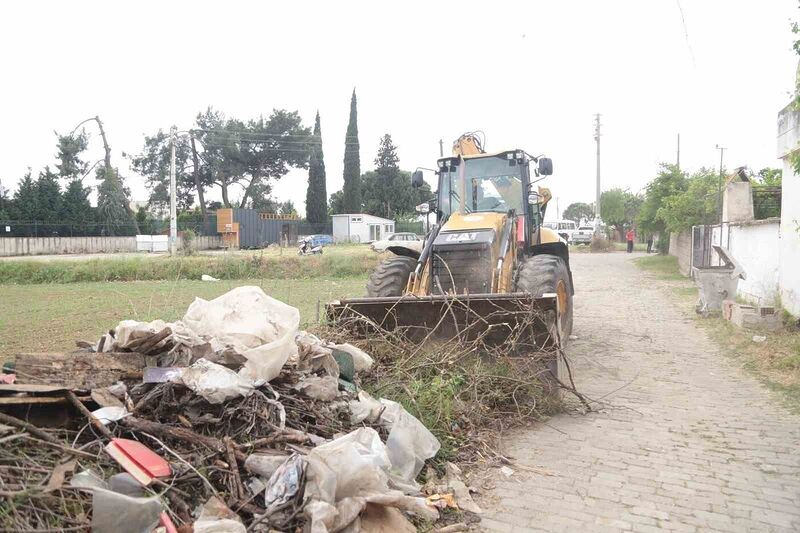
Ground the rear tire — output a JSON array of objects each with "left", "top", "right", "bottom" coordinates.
[
  {"left": 515, "top": 254, "right": 573, "bottom": 338},
  {"left": 366, "top": 256, "right": 417, "bottom": 297},
  {"left": 515, "top": 254, "right": 574, "bottom": 400}
]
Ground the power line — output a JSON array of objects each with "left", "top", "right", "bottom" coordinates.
[{"left": 675, "top": 0, "right": 696, "bottom": 67}]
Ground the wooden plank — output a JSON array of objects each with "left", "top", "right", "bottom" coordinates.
[{"left": 14, "top": 352, "right": 145, "bottom": 390}]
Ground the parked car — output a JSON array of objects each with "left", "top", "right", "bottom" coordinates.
[
  {"left": 299, "top": 234, "right": 334, "bottom": 247},
  {"left": 370, "top": 232, "right": 422, "bottom": 252},
  {"left": 571, "top": 226, "right": 595, "bottom": 245}
]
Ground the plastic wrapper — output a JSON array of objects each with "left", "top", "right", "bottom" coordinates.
[
  {"left": 264, "top": 454, "right": 305, "bottom": 508},
  {"left": 180, "top": 359, "right": 255, "bottom": 404},
  {"left": 245, "top": 453, "right": 290, "bottom": 478}
]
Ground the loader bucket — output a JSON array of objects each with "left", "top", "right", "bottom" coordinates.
[{"left": 326, "top": 292, "right": 560, "bottom": 351}]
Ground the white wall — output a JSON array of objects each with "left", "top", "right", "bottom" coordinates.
[
  {"left": 0, "top": 235, "right": 222, "bottom": 257},
  {"left": 777, "top": 102, "right": 800, "bottom": 316},
  {"left": 331, "top": 214, "right": 394, "bottom": 243},
  {"left": 727, "top": 221, "right": 781, "bottom": 305}
]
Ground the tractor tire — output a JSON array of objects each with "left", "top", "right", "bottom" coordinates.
[
  {"left": 366, "top": 256, "right": 417, "bottom": 297},
  {"left": 515, "top": 254, "right": 574, "bottom": 401},
  {"left": 515, "top": 254, "right": 574, "bottom": 338}
]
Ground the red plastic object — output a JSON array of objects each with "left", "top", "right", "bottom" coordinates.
[
  {"left": 158, "top": 512, "right": 179, "bottom": 533},
  {"left": 0, "top": 374, "right": 15, "bottom": 384},
  {"left": 105, "top": 438, "right": 171, "bottom": 486}
]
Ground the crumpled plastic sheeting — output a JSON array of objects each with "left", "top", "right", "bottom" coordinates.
[
  {"left": 91, "top": 488, "right": 162, "bottom": 533},
  {"left": 180, "top": 359, "right": 255, "bottom": 404},
  {"left": 294, "top": 375, "right": 340, "bottom": 401},
  {"left": 348, "top": 391, "right": 384, "bottom": 425},
  {"left": 296, "top": 331, "right": 340, "bottom": 378},
  {"left": 184, "top": 286, "right": 299, "bottom": 383},
  {"left": 379, "top": 399, "right": 441, "bottom": 492},
  {"left": 303, "top": 428, "right": 437, "bottom": 533},
  {"left": 193, "top": 496, "right": 247, "bottom": 533}
]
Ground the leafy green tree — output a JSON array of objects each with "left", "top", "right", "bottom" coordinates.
[
  {"left": 96, "top": 165, "right": 136, "bottom": 235},
  {"left": 238, "top": 110, "right": 311, "bottom": 208},
  {"left": 637, "top": 164, "right": 688, "bottom": 236},
  {"left": 130, "top": 130, "right": 196, "bottom": 216},
  {"left": 562, "top": 202, "right": 594, "bottom": 223},
  {"left": 34, "top": 167, "right": 62, "bottom": 225},
  {"left": 360, "top": 170, "right": 432, "bottom": 217},
  {"left": 600, "top": 188, "right": 640, "bottom": 237},
  {"left": 305, "top": 111, "right": 328, "bottom": 224},
  {"left": 658, "top": 168, "right": 719, "bottom": 232},
  {"left": 278, "top": 200, "right": 296, "bottom": 216},
  {"left": 329, "top": 190, "right": 345, "bottom": 215},
  {"left": 194, "top": 108, "right": 243, "bottom": 208},
  {"left": 756, "top": 167, "right": 782, "bottom": 186},
  {"left": 341, "top": 90, "right": 362, "bottom": 213}
]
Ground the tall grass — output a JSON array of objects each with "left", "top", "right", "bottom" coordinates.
[{"left": 0, "top": 253, "right": 382, "bottom": 284}]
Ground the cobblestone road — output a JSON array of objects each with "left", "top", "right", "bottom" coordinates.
[{"left": 480, "top": 253, "right": 800, "bottom": 532}]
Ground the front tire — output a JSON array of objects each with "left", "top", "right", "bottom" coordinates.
[
  {"left": 515, "top": 254, "right": 573, "bottom": 338},
  {"left": 366, "top": 256, "right": 417, "bottom": 297}
]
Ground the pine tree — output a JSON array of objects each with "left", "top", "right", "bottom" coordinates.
[
  {"left": 61, "top": 179, "right": 93, "bottom": 236},
  {"left": 12, "top": 171, "right": 37, "bottom": 222},
  {"left": 305, "top": 111, "right": 328, "bottom": 224},
  {"left": 374, "top": 134, "right": 400, "bottom": 217},
  {"left": 341, "top": 90, "right": 362, "bottom": 213},
  {"left": 34, "top": 167, "right": 62, "bottom": 225},
  {"left": 97, "top": 164, "right": 136, "bottom": 236}
]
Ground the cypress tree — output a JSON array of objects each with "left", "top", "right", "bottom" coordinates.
[
  {"left": 61, "top": 179, "right": 93, "bottom": 236},
  {"left": 34, "top": 167, "right": 62, "bottom": 224},
  {"left": 341, "top": 90, "right": 362, "bottom": 213},
  {"left": 12, "top": 171, "right": 37, "bottom": 222},
  {"left": 305, "top": 111, "right": 328, "bottom": 224}
]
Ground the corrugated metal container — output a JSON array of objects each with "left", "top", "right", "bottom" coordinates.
[{"left": 232, "top": 209, "right": 299, "bottom": 248}]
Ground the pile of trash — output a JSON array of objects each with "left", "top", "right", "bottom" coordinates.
[{"left": 0, "top": 287, "right": 478, "bottom": 532}]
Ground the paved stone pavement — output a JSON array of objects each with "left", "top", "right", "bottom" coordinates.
[{"left": 480, "top": 253, "right": 800, "bottom": 532}]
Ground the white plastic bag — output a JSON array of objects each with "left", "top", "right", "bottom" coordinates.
[
  {"left": 183, "top": 286, "right": 299, "bottom": 382},
  {"left": 180, "top": 359, "right": 255, "bottom": 404},
  {"left": 379, "top": 399, "right": 440, "bottom": 491},
  {"left": 308, "top": 428, "right": 391, "bottom": 501},
  {"left": 348, "top": 391, "right": 384, "bottom": 425}
]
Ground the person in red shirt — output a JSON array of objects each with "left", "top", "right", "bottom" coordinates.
[{"left": 626, "top": 228, "right": 635, "bottom": 253}]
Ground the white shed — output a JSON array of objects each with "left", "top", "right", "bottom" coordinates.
[{"left": 332, "top": 214, "right": 394, "bottom": 243}]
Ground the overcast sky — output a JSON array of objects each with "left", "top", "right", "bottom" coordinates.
[{"left": 0, "top": 0, "right": 797, "bottom": 220}]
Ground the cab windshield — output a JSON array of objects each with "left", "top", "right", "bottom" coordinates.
[{"left": 438, "top": 155, "right": 523, "bottom": 217}]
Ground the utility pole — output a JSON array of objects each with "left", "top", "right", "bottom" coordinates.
[
  {"left": 556, "top": 197, "right": 560, "bottom": 220},
  {"left": 594, "top": 114, "right": 602, "bottom": 225},
  {"left": 439, "top": 139, "right": 444, "bottom": 157},
  {"left": 715, "top": 144, "right": 726, "bottom": 224},
  {"left": 169, "top": 125, "right": 177, "bottom": 255},
  {"left": 676, "top": 133, "right": 681, "bottom": 170}
]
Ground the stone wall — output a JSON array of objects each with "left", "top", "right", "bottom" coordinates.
[{"left": 668, "top": 230, "right": 692, "bottom": 276}]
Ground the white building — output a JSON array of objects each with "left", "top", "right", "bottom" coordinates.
[{"left": 332, "top": 214, "right": 394, "bottom": 243}]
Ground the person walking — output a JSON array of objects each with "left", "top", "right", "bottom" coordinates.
[
  {"left": 647, "top": 234, "right": 654, "bottom": 254},
  {"left": 626, "top": 227, "right": 635, "bottom": 253}
]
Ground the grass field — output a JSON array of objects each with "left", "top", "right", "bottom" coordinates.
[
  {"left": 635, "top": 254, "right": 800, "bottom": 410},
  {"left": 0, "top": 277, "right": 368, "bottom": 360},
  {"left": 0, "top": 245, "right": 381, "bottom": 284}
]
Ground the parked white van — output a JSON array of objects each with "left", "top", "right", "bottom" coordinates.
[{"left": 544, "top": 220, "right": 578, "bottom": 243}]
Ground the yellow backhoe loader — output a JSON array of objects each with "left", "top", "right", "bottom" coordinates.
[{"left": 328, "top": 132, "right": 573, "bottom": 373}]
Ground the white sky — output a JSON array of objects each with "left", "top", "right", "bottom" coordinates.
[{"left": 0, "top": 0, "right": 797, "bottom": 220}]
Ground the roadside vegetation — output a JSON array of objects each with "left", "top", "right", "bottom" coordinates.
[
  {"left": 635, "top": 255, "right": 800, "bottom": 410},
  {"left": 0, "top": 246, "right": 381, "bottom": 284}
]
